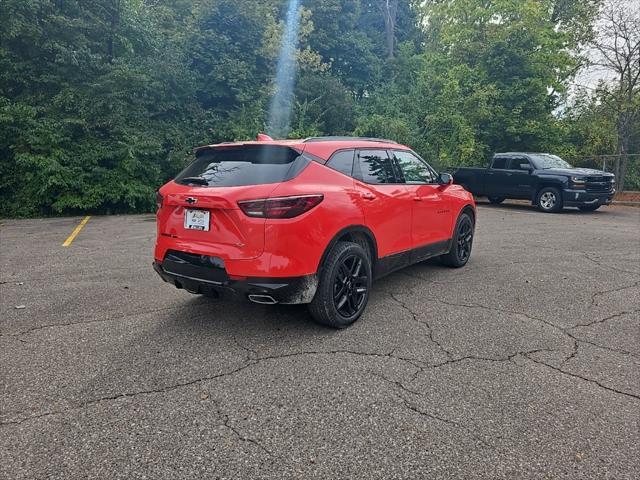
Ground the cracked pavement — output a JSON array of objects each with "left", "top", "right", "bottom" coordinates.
[{"left": 1, "top": 202, "right": 639, "bottom": 479}]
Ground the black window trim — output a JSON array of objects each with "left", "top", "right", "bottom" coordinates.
[{"left": 301, "top": 150, "right": 327, "bottom": 165}]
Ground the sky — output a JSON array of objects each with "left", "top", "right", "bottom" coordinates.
[{"left": 571, "top": 0, "right": 639, "bottom": 93}]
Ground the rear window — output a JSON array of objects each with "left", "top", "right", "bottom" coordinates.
[{"left": 175, "top": 145, "right": 305, "bottom": 187}]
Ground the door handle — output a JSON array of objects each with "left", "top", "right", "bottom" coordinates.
[
  {"left": 413, "top": 196, "right": 423, "bottom": 201},
  {"left": 360, "top": 192, "right": 376, "bottom": 200}
]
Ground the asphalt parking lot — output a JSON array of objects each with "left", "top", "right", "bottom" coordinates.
[{"left": 1, "top": 202, "right": 639, "bottom": 479}]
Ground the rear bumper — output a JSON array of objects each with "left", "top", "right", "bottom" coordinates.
[
  {"left": 153, "top": 260, "right": 318, "bottom": 304},
  {"left": 562, "top": 189, "right": 614, "bottom": 207}
]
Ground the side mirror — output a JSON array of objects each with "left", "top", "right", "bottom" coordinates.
[
  {"left": 439, "top": 173, "right": 454, "bottom": 185},
  {"left": 520, "top": 163, "right": 533, "bottom": 171}
]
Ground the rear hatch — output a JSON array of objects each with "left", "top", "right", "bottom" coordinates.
[{"left": 158, "top": 144, "right": 307, "bottom": 260}]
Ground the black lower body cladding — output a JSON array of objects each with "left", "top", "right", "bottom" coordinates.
[{"left": 153, "top": 253, "right": 318, "bottom": 304}]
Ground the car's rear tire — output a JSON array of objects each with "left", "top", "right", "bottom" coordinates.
[
  {"left": 308, "top": 241, "right": 372, "bottom": 329},
  {"left": 536, "top": 186, "right": 563, "bottom": 213},
  {"left": 487, "top": 196, "right": 505, "bottom": 204},
  {"left": 440, "top": 211, "right": 474, "bottom": 268},
  {"left": 578, "top": 205, "right": 600, "bottom": 212}
]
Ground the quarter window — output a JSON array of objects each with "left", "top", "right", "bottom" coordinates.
[
  {"left": 393, "top": 151, "right": 436, "bottom": 184},
  {"left": 327, "top": 149, "right": 355, "bottom": 177},
  {"left": 357, "top": 150, "right": 397, "bottom": 184}
]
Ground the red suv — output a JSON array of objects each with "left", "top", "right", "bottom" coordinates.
[{"left": 154, "top": 136, "right": 475, "bottom": 328}]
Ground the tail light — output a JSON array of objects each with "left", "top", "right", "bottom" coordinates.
[
  {"left": 156, "top": 191, "right": 163, "bottom": 210},
  {"left": 238, "top": 194, "right": 323, "bottom": 219}
]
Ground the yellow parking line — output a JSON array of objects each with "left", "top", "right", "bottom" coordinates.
[{"left": 62, "top": 216, "right": 91, "bottom": 247}]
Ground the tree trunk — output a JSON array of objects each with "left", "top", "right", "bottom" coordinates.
[
  {"left": 619, "top": 155, "right": 628, "bottom": 192},
  {"left": 107, "top": 0, "right": 120, "bottom": 62},
  {"left": 614, "top": 150, "right": 621, "bottom": 187},
  {"left": 616, "top": 103, "right": 635, "bottom": 192},
  {"left": 618, "top": 137, "right": 629, "bottom": 192}
]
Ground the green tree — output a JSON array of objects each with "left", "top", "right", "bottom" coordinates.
[
  {"left": 588, "top": 0, "right": 640, "bottom": 190},
  {"left": 0, "top": 0, "right": 612, "bottom": 217},
  {"left": 0, "top": 0, "right": 199, "bottom": 216},
  {"left": 357, "top": 0, "right": 601, "bottom": 167}
]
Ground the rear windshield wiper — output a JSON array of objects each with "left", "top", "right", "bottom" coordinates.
[{"left": 179, "top": 176, "right": 209, "bottom": 186}]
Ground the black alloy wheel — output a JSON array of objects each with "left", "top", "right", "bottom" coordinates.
[
  {"left": 308, "top": 241, "right": 372, "bottom": 328},
  {"left": 440, "top": 211, "right": 474, "bottom": 267},
  {"left": 456, "top": 215, "right": 473, "bottom": 263},
  {"left": 333, "top": 254, "right": 368, "bottom": 318}
]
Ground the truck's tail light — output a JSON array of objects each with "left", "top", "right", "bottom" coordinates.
[
  {"left": 156, "top": 192, "right": 164, "bottom": 210},
  {"left": 238, "top": 194, "right": 323, "bottom": 219}
]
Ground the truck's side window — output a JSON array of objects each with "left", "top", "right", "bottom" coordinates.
[
  {"left": 509, "top": 157, "right": 531, "bottom": 171},
  {"left": 492, "top": 157, "right": 508, "bottom": 169},
  {"left": 393, "top": 151, "right": 436, "bottom": 184}
]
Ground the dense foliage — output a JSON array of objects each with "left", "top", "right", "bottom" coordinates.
[{"left": 0, "top": 0, "right": 636, "bottom": 217}]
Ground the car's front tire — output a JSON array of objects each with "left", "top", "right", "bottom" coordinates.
[
  {"left": 536, "top": 187, "right": 563, "bottom": 213},
  {"left": 440, "top": 211, "right": 474, "bottom": 268},
  {"left": 308, "top": 241, "right": 372, "bottom": 328}
]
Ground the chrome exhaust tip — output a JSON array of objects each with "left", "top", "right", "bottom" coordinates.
[{"left": 248, "top": 294, "right": 278, "bottom": 305}]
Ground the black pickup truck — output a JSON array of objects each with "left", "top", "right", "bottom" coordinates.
[{"left": 453, "top": 153, "right": 616, "bottom": 212}]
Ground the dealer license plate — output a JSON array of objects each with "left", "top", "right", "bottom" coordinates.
[{"left": 184, "top": 209, "right": 210, "bottom": 231}]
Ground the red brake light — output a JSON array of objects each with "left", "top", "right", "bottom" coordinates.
[
  {"left": 238, "top": 194, "right": 324, "bottom": 219},
  {"left": 156, "top": 192, "right": 163, "bottom": 210}
]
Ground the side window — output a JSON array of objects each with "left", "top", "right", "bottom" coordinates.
[
  {"left": 357, "top": 150, "right": 397, "bottom": 184},
  {"left": 326, "top": 149, "right": 355, "bottom": 177},
  {"left": 492, "top": 157, "right": 509, "bottom": 169},
  {"left": 509, "top": 157, "right": 531, "bottom": 171},
  {"left": 393, "top": 151, "right": 436, "bottom": 184}
]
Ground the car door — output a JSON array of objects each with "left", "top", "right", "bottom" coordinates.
[
  {"left": 505, "top": 156, "right": 536, "bottom": 198},
  {"left": 392, "top": 150, "right": 453, "bottom": 253},
  {"left": 353, "top": 149, "right": 413, "bottom": 259}
]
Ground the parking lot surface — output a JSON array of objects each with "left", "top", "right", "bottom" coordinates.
[{"left": 1, "top": 202, "right": 639, "bottom": 479}]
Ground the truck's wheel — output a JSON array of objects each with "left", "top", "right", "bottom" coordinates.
[
  {"left": 308, "top": 241, "right": 372, "bottom": 329},
  {"left": 578, "top": 205, "right": 600, "bottom": 212},
  {"left": 440, "top": 211, "right": 474, "bottom": 268},
  {"left": 487, "top": 196, "right": 505, "bottom": 204},
  {"left": 536, "top": 187, "right": 563, "bottom": 213}
]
